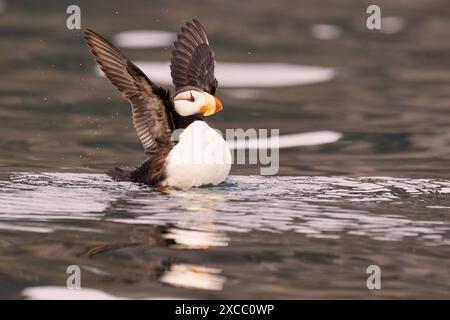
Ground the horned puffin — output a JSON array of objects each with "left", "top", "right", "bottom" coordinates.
[{"left": 84, "top": 20, "right": 231, "bottom": 189}]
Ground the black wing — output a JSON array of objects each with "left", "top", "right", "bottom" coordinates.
[
  {"left": 84, "top": 29, "right": 175, "bottom": 158},
  {"left": 170, "top": 19, "right": 218, "bottom": 95}
]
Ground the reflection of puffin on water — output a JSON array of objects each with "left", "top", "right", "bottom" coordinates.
[{"left": 84, "top": 20, "right": 231, "bottom": 188}]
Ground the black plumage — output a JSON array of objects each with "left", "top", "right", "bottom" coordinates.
[{"left": 170, "top": 19, "right": 218, "bottom": 95}]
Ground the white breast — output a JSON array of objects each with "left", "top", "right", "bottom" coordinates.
[{"left": 163, "top": 121, "right": 232, "bottom": 188}]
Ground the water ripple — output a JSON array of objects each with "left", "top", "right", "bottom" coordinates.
[{"left": 1, "top": 173, "right": 449, "bottom": 246}]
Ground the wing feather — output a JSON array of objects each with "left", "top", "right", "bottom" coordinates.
[
  {"left": 170, "top": 19, "right": 218, "bottom": 94},
  {"left": 84, "top": 29, "right": 175, "bottom": 158}
]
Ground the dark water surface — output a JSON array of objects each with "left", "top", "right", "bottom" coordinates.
[
  {"left": 2, "top": 173, "right": 450, "bottom": 299},
  {"left": 1, "top": 0, "right": 450, "bottom": 298}
]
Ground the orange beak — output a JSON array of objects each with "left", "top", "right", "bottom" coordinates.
[
  {"left": 200, "top": 93, "right": 223, "bottom": 116},
  {"left": 214, "top": 97, "right": 223, "bottom": 113}
]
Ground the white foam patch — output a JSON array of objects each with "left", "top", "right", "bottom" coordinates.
[
  {"left": 95, "top": 62, "right": 335, "bottom": 88},
  {"left": 311, "top": 24, "right": 343, "bottom": 40},
  {"left": 113, "top": 30, "right": 176, "bottom": 49},
  {"left": 229, "top": 130, "right": 342, "bottom": 149},
  {"left": 21, "top": 286, "right": 181, "bottom": 300},
  {"left": 23, "top": 286, "right": 123, "bottom": 300}
]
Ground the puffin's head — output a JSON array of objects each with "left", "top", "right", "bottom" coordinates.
[{"left": 173, "top": 89, "right": 223, "bottom": 117}]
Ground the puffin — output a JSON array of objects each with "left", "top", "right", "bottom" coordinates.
[{"left": 84, "top": 19, "right": 231, "bottom": 189}]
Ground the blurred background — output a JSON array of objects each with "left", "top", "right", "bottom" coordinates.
[{"left": 1, "top": 0, "right": 450, "bottom": 177}]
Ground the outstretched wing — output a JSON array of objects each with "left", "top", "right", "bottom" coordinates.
[
  {"left": 170, "top": 19, "right": 218, "bottom": 95},
  {"left": 84, "top": 29, "right": 175, "bottom": 158}
]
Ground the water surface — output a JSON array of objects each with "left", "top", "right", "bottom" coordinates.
[{"left": 1, "top": 173, "right": 450, "bottom": 299}]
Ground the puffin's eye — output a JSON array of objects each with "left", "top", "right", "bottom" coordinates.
[{"left": 189, "top": 91, "right": 195, "bottom": 102}]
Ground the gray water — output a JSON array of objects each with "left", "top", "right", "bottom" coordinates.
[
  {"left": 1, "top": 0, "right": 450, "bottom": 299},
  {"left": 2, "top": 173, "right": 450, "bottom": 299}
]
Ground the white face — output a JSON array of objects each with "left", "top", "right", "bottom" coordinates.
[{"left": 173, "top": 90, "right": 207, "bottom": 117}]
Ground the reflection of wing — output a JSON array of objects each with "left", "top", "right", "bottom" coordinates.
[
  {"left": 84, "top": 29, "right": 175, "bottom": 158},
  {"left": 170, "top": 19, "right": 218, "bottom": 95}
]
